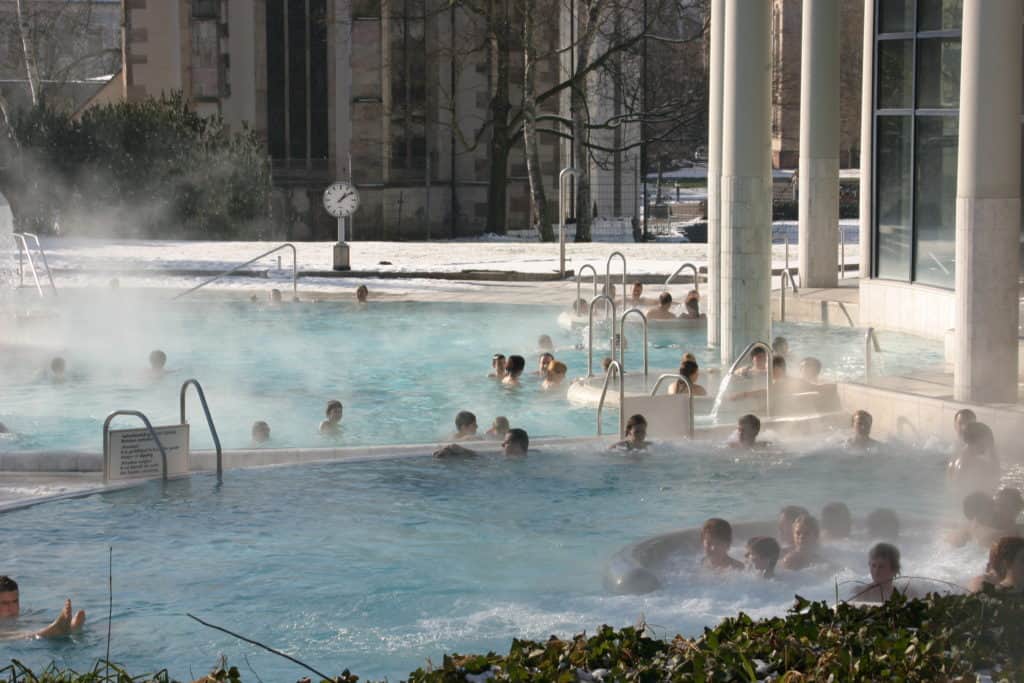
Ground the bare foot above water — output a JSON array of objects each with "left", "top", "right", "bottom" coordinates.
[{"left": 35, "top": 599, "right": 86, "bottom": 638}]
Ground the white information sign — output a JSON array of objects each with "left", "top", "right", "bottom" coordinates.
[{"left": 105, "top": 424, "right": 190, "bottom": 482}]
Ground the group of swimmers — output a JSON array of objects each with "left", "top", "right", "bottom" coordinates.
[
  {"left": 489, "top": 335, "right": 568, "bottom": 390},
  {"left": 258, "top": 284, "right": 370, "bottom": 305},
  {"left": 573, "top": 282, "right": 703, "bottom": 322}
]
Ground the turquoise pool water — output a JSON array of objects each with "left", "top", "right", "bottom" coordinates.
[
  {"left": 0, "top": 294, "right": 943, "bottom": 453},
  {"left": 2, "top": 440, "right": 979, "bottom": 680}
]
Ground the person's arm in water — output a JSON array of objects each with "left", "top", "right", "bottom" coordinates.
[{"left": 433, "top": 443, "right": 478, "bottom": 458}]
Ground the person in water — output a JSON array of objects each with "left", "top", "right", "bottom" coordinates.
[
  {"left": 269, "top": 289, "right": 283, "bottom": 304},
  {"left": 601, "top": 356, "right": 614, "bottom": 373},
  {"left": 745, "top": 536, "right": 781, "bottom": 579},
  {"left": 542, "top": 360, "right": 568, "bottom": 390},
  {"left": 780, "top": 513, "right": 822, "bottom": 570},
  {"left": 486, "top": 416, "right": 510, "bottom": 439},
  {"left": 953, "top": 408, "right": 977, "bottom": 454},
  {"left": 535, "top": 352, "right": 555, "bottom": 377},
  {"left": 947, "top": 491, "right": 1000, "bottom": 548},
  {"left": 851, "top": 543, "right": 907, "bottom": 602},
  {"left": 866, "top": 507, "right": 900, "bottom": 540},
  {"left": 355, "top": 284, "right": 369, "bottom": 304},
  {"left": 971, "top": 537, "right": 1024, "bottom": 594},
  {"left": 733, "top": 346, "right": 768, "bottom": 378},
  {"left": 701, "top": 518, "right": 744, "bottom": 571},
  {"left": 777, "top": 505, "right": 811, "bottom": 549},
  {"left": 319, "top": 400, "right": 344, "bottom": 436},
  {"left": 433, "top": 427, "right": 529, "bottom": 458},
  {"left": 799, "top": 357, "right": 822, "bottom": 385},
  {"left": 948, "top": 421, "right": 1000, "bottom": 493},
  {"left": 0, "top": 576, "right": 86, "bottom": 639},
  {"left": 669, "top": 359, "right": 707, "bottom": 396},
  {"left": 452, "top": 411, "right": 479, "bottom": 440},
  {"left": 646, "top": 292, "right": 676, "bottom": 320},
  {"left": 251, "top": 420, "right": 271, "bottom": 445},
  {"left": 821, "top": 502, "right": 852, "bottom": 540},
  {"left": 48, "top": 357, "right": 66, "bottom": 383},
  {"left": 612, "top": 414, "right": 649, "bottom": 451},
  {"left": 729, "top": 414, "right": 761, "bottom": 449},
  {"left": 680, "top": 290, "right": 702, "bottom": 319},
  {"left": 489, "top": 354, "right": 507, "bottom": 379},
  {"left": 503, "top": 355, "right": 526, "bottom": 386},
  {"left": 0, "top": 422, "right": 8, "bottom": 434},
  {"left": 847, "top": 410, "right": 880, "bottom": 450},
  {"left": 772, "top": 336, "right": 790, "bottom": 359},
  {"left": 537, "top": 335, "right": 555, "bottom": 353},
  {"left": 993, "top": 487, "right": 1024, "bottom": 530},
  {"left": 629, "top": 281, "right": 645, "bottom": 307},
  {"left": 148, "top": 349, "right": 168, "bottom": 377}
]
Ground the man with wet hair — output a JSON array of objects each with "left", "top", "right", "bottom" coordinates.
[
  {"left": 148, "top": 350, "right": 168, "bottom": 376},
  {"left": 535, "top": 352, "right": 555, "bottom": 376},
  {"left": 452, "top": 411, "right": 479, "bottom": 440},
  {"left": 729, "top": 414, "right": 761, "bottom": 449},
  {"left": 821, "top": 502, "right": 852, "bottom": 540},
  {"left": 0, "top": 576, "right": 87, "bottom": 639},
  {"left": 319, "top": 400, "right": 344, "bottom": 436},
  {"left": 701, "top": 518, "right": 744, "bottom": 571},
  {"left": 502, "top": 355, "right": 526, "bottom": 386},
  {"left": 745, "top": 536, "right": 781, "bottom": 578},
  {"left": 355, "top": 284, "right": 369, "bottom": 303},
  {"left": 502, "top": 428, "right": 529, "bottom": 456},
  {"left": 489, "top": 354, "right": 507, "bottom": 379},
  {"left": 734, "top": 346, "right": 768, "bottom": 378},
  {"left": 646, "top": 292, "right": 676, "bottom": 320},
  {"left": 799, "top": 357, "right": 822, "bottom": 385},
  {"left": 251, "top": 421, "right": 271, "bottom": 445},
  {"left": 847, "top": 410, "right": 879, "bottom": 450}
]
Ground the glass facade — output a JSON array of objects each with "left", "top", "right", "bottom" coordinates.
[{"left": 873, "top": 0, "right": 962, "bottom": 288}]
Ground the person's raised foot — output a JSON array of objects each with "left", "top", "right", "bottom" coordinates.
[{"left": 36, "top": 599, "right": 82, "bottom": 638}]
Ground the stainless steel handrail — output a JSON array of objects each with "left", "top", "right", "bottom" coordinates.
[
  {"left": 587, "top": 294, "right": 617, "bottom": 376},
  {"left": 724, "top": 340, "right": 774, "bottom": 417},
  {"left": 102, "top": 410, "right": 170, "bottom": 484},
  {"left": 619, "top": 307, "right": 649, "bottom": 379},
  {"left": 558, "top": 167, "right": 578, "bottom": 278},
  {"left": 865, "top": 327, "right": 881, "bottom": 378},
  {"left": 172, "top": 243, "right": 298, "bottom": 300},
  {"left": 576, "top": 264, "right": 599, "bottom": 305},
  {"left": 779, "top": 268, "right": 798, "bottom": 322},
  {"left": 597, "top": 360, "right": 625, "bottom": 437},
  {"left": 665, "top": 262, "right": 700, "bottom": 291},
  {"left": 180, "top": 379, "right": 223, "bottom": 483},
  {"left": 649, "top": 373, "right": 695, "bottom": 438},
  {"left": 10, "top": 234, "right": 44, "bottom": 297},
  {"left": 605, "top": 251, "right": 627, "bottom": 311},
  {"left": 16, "top": 232, "right": 57, "bottom": 293}
]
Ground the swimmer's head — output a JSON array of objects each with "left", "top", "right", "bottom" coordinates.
[
  {"left": 355, "top": 284, "right": 369, "bottom": 302},
  {"left": 745, "top": 536, "right": 780, "bottom": 577},
  {"left": 772, "top": 336, "right": 789, "bottom": 357},
  {"left": 751, "top": 347, "right": 767, "bottom": 370},
  {"left": 778, "top": 505, "right": 810, "bottom": 543},
  {"left": 489, "top": 416, "right": 510, "bottom": 437},
  {"left": 681, "top": 352, "right": 697, "bottom": 364},
  {"left": 601, "top": 357, "right": 614, "bottom": 372},
  {"left": 737, "top": 414, "right": 760, "bottom": 447},
  {"left": 502, "top": 428, "right": 529, "bottom": 456},
  {"left": 963, "top": 491, "right": 997, "bottom": 525},
  {"left": 538, "top": 335, "right": 555, "bottom": 352},
  {"left": 0, "top": 576, "right": 19, "bottom": 618},
  {"left": 631, "top": 282, "right": 643, "bottom": 299},
  {"left": 658, "top": 292, "right": 672, "bottom": 308},
  {"left": 963, "top": 421, "right": 995, "bottom": 458},
  {"left": 955, "top": 408, "right": 977, "bottom": 440},
  {"left": 455, "top": 411, "right": 478, "bottom": 436},
  {"left": 0, "top": 422, "right": 8, "bottom": 434},
  {"left": 251, "top": 421, "right": 271, "bottom": 444},
  {"left": 701, "top": 518, "right": 733, "bottom": 557},
  {"left": 325, "top": 400, "right": 343, "bottom": 423},
  {"left": 868, "top": 542, "right": 901, "bottom": 584},
  {"left": 792, "top": 513, "right": 820, "bottom": 550},
  {"left": 684, "top": 290, "right": 700, "bottom": 315},
  {"left": 993, "top": 488, "right": 1024, "bottom": 528},
  {"left": 680, "top": 359, "right": 699, "bottom": 383},
  {"left": 851, "top": 410, "right": 873, "bottom": 437},
  {"left": 506, "top": 355, "right": 526, "bottom": 378},
  {"left": 821, "top": 502, "right": 852, "bottom": 539},
  {"left": 50, "top": 357, "right": 66, "bottom": 376},
  {"left": 538, "top": 352, "right": 554, "bottom": 373},
  {"left": 771, "top": 355, "right": 786, "bottom": 380},
  {"left": 988, "top": 536, "right": 1024, "bottom": 582},
  {"left": 270, "top": 289, "right": 283, "bottom": 303},
  {"left": 800, "top": 357, "right": 822, "bottom": 383},
  {"left": 492, "top": 353, "right": 507, "bottom": 375},
  {"left": 546, "top": 360, "right": 568, "bottom": 382},
  {"left": 867, "top": 508, "right": 900, "bottom": 540},
  {"left": 149, "top": 350, "right": 167, "bottom": 370},
  {"left": 625, "top": 414, "right": 647, "bottom": 443}
]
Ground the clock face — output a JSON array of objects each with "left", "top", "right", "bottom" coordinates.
[{"left": 323, "top": 181, "right": 360, "bottom": 218}]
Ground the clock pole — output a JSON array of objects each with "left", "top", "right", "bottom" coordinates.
[{"left": 333, "top": 215, "right": 350, "bottom": 271}]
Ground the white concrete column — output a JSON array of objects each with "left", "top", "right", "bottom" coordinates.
[
  {"left": 706, "top": 0, "right": 725, "bottom": 348},
  {"left": 858, "top": 0, "right": 874, "bottom": 279},
  {"left": 720, "top": 1, "right": 772, "bottom": 365},
  {"left": 333, "top": 0, "right": 354, "bottom": 181},
  {"left": 955, "top": 0, "right": 1022, "bottom": 404},
  {"left": 798, "top": 0, "right": 840, "bottom": 288}
]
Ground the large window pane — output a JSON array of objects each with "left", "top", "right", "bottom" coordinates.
[
  {"left": 913, "top": 116, "right": 958, "bottom": 287},
  {"left": 917, "top": 0, "right": 962, "bottom": 31},
  {"left": 916, "top": 38, "right": 960, "bottom": 108},
  {"left": 876, "top": 116, "right": 914, "bottom": 281},
  {"left": 879, "top": 0, "right": 914, "bottom": 33},
  {"left": 877, "top": 40, "right": 913, "bottom": 109}
]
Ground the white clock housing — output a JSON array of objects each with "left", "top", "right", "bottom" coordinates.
[{"left": 323, "top": 181, "right": 360, "bottom": 218}]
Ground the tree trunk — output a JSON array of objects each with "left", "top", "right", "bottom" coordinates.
[
  {"left": 571, "top": 0, "right": 599, "bottom": 242},
  {"left": 15, "top": 0, "right": 41, "bottom": 106},
  {"left": 485, "top": 0, "right": 510, "bottom": 234},
  {"left": 522, "top": 0, "right": 552, "bottom": 241}
]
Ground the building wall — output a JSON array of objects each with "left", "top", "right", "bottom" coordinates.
[{"left": 123, "top": 0, "right": 185, "bottom": 100}]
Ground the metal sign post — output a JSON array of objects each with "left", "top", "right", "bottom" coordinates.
[{"left": 558, "top": 167, "right": 578, "bottom": 279}]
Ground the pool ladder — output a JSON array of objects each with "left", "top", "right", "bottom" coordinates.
[
  {"left": 180, "top": 379, "right": 224, "bottom": 483},
  {"left": 11, "top": 232, "right": 58, "bottom": 297}
]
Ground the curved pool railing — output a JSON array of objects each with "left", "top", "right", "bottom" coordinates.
[
  {"left": 619, "top": 307, "right": 649, "bottom": 379},
  {"left": 102, "top": 410, "right": 169, "bottom": 484},
  {"left": 576, "top": 264, "right": 599, "bottom": 305},
  {"left": 723, "top": 340, "right": 775, "bottom": 417},
  {"left": 587, "top": 294, "right": 617, "bottom": 377},
  {"left": 649, "top": 373, "right": 694, "bottom": 438},
  {"left": 665, "top": 262, "right": 700, "bottom": 292},
  {"left": 597, "top": 360, "right": 625, "bottom": 437},
  {"left": 180, "top": 379, "right": 223, "bottom": 483},
  {"left": 605, "top": 251, "right": 627, "bottom": 311},
  {"left": 865, "top": 327, "right": 882, "bottom": 378},
  {"left": 779, "top": 268, "right": 799, "bottom": 322},
  {"left": 172, "top": 243, "right": 298, "bottom": 300}
]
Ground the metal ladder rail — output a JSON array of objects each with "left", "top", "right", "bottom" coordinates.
[
  {"left": 864, "top": 327, "right": 882, "bottom": 378},
  {"left": 619, "top": 307, "right": 649, "bottom": 380},
  {"left": 665, "top": 262, "right": 700, "bottom": 292},
  {"left": 605, "top": 251, "right": 628, "bottom": 311},
  {"left": 180, "top": 379, "right": 223, "bottom": 483},
  {"left": 172, "top": 243, "right": 298, "bottom": 300},
  {"left": 102, "top": 410, "right": 170, "bottom": 484},
  {"left": 649, "top": 373, "right": 695, "bottom": 439},
  {"left": 724, "top": 340, "right": 775, "bottom": 417},
  {"left": 596, "top": 360, "right": 625, "bottom": 437},
  {"left": 779, "top": 268, "right": 799, "bottom": 322},
  {"left": 576, "top": 264, "right": 599, "bottom": 306},
  {"left": 10, "top": 234, "right": 44, "bottom": 297},
  {"left": 18, "top": 232, "right": 57, "bottom": 292},
  {"left": 587, "top": 294, "right": 617, "bottom": 376}
]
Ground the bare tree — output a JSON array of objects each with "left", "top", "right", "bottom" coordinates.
[{"left": 521, "top": 0, "right": 552, "bottom": 240}]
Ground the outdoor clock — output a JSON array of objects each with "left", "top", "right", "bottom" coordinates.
[{"left": 323, "top": 181, "right": 360, "bottom": 218}]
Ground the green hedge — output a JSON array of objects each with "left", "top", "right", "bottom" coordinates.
[
  {"left": 0, "top": 93, "right": 271, "bottom": 239},
  {"left": 4, "top": 591, "right": 1023, "bottom": 683}
]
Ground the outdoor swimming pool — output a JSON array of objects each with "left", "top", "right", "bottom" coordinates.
[
  {"left": 0, "top": 293, "right": 943, "bottom": 454},
  {"left": 2, "top": 439, "right": 982, "bottom": 680}
]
